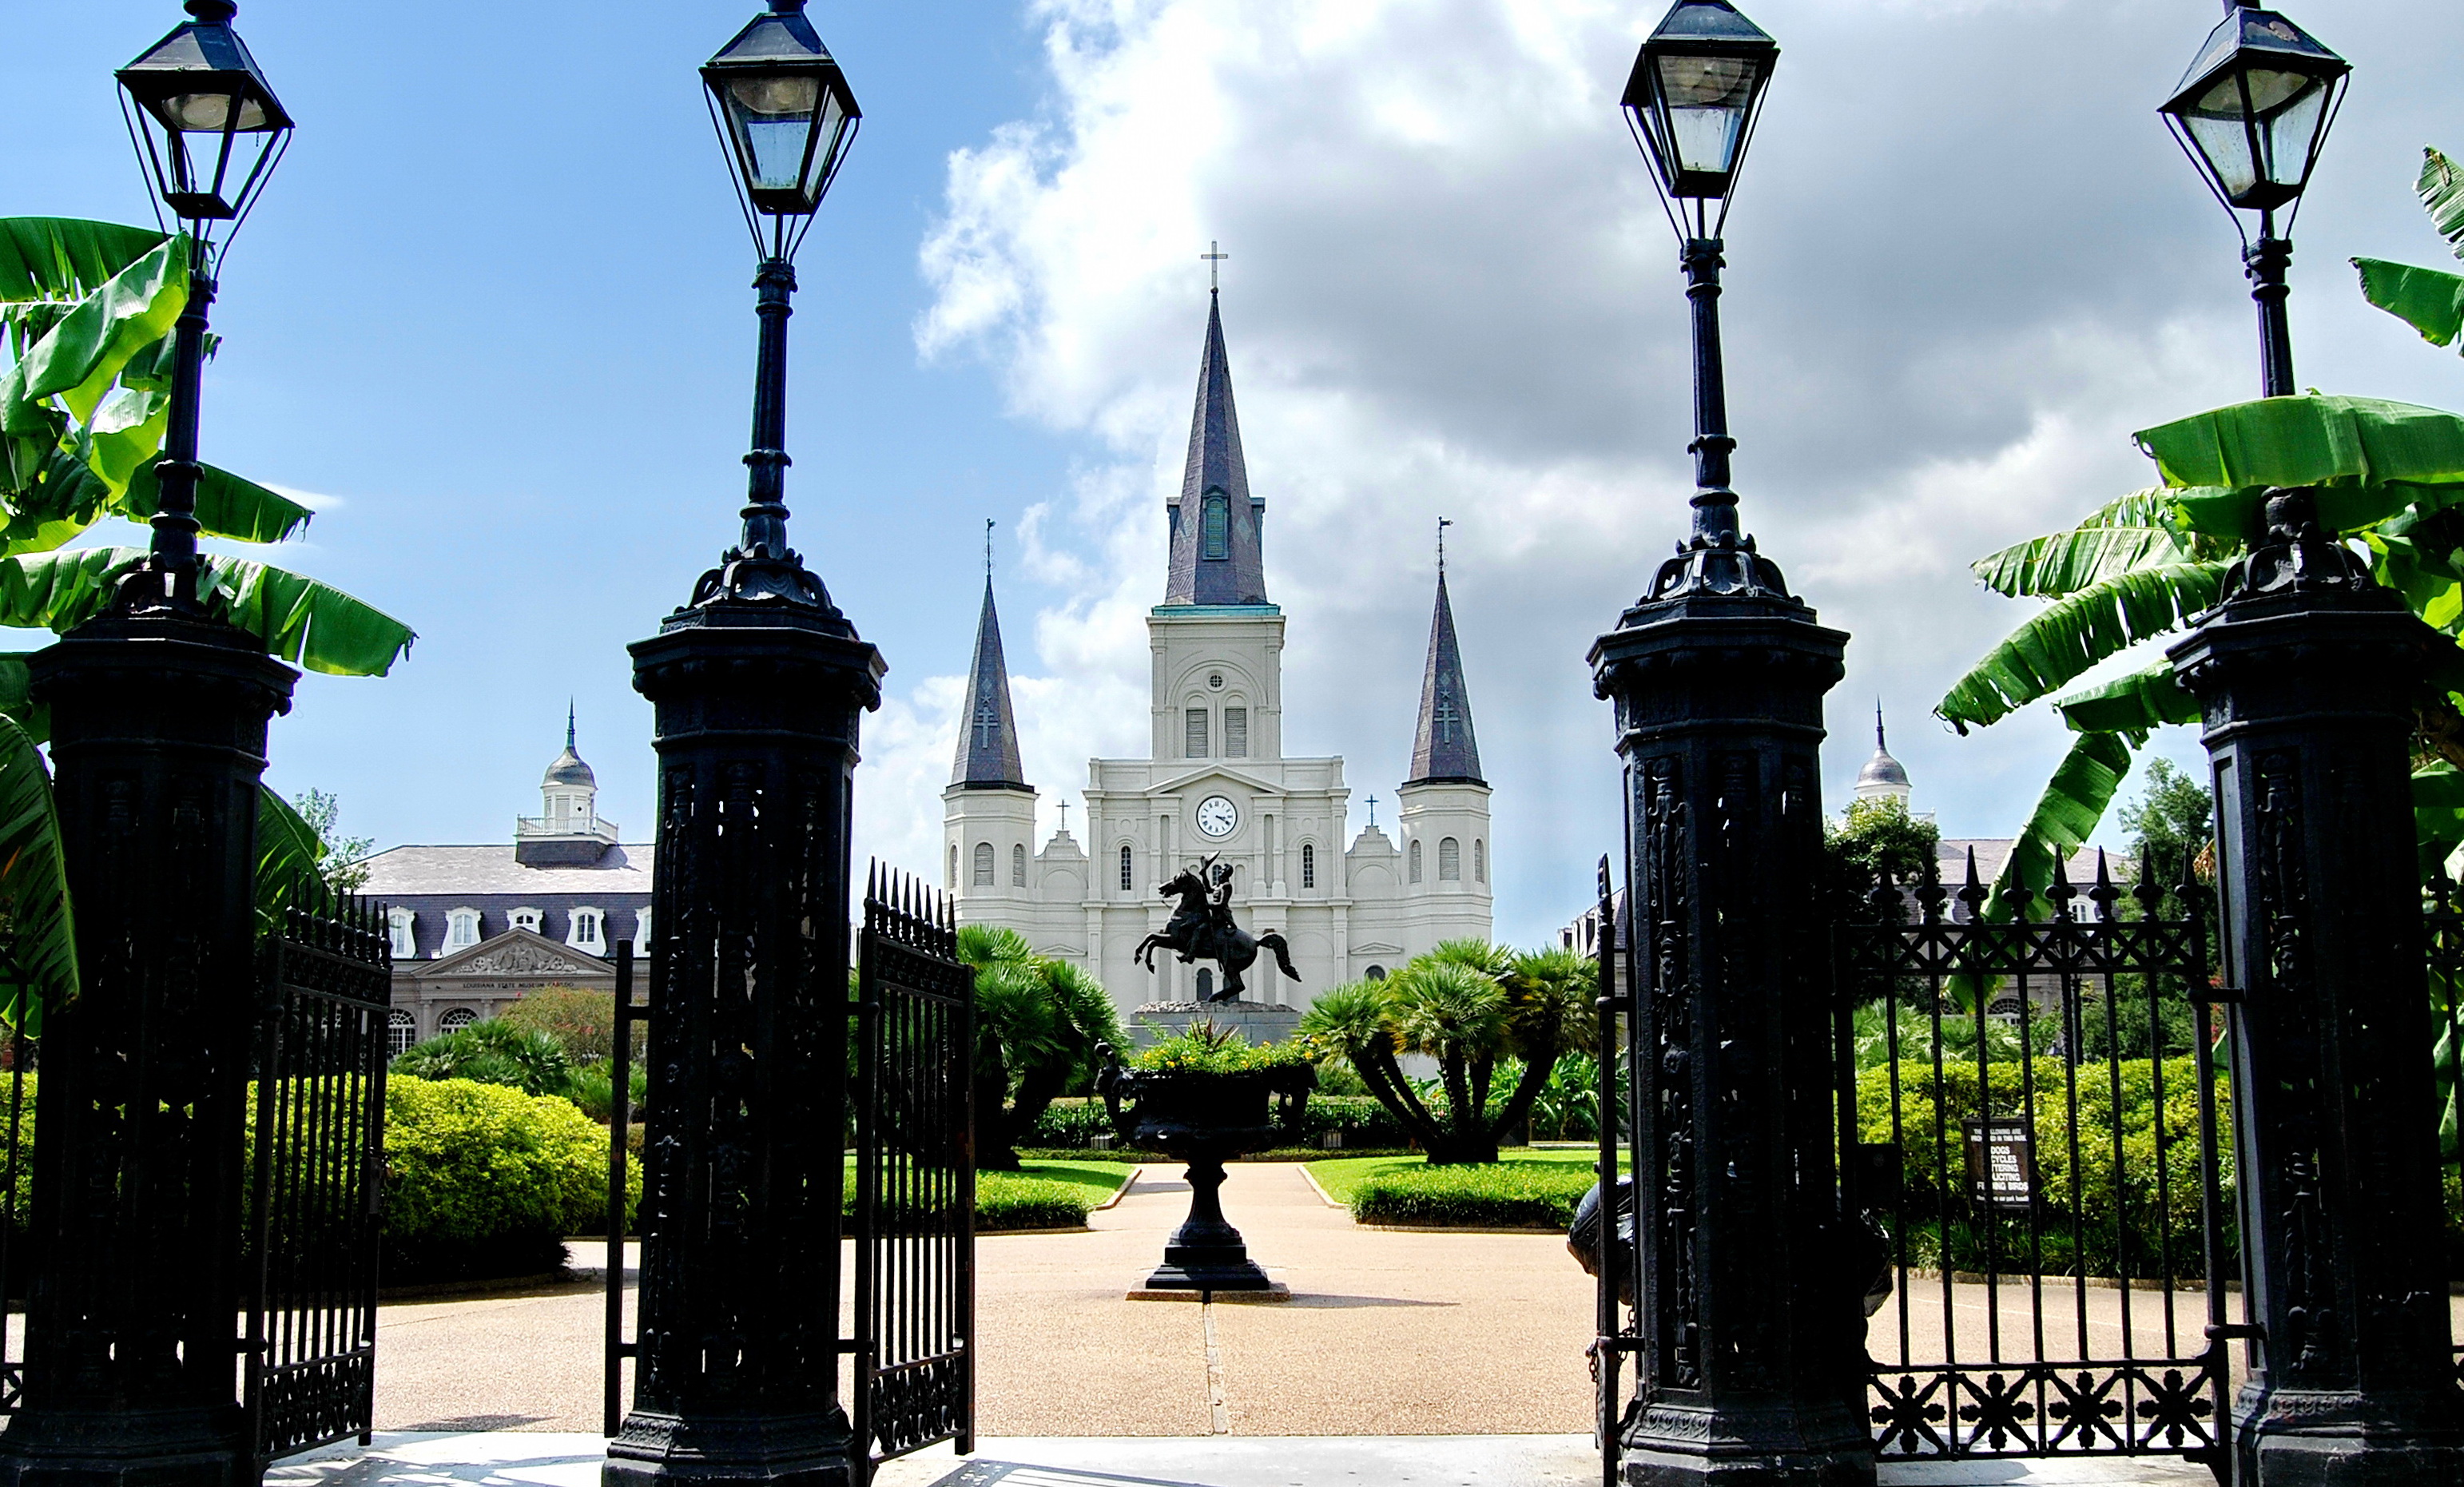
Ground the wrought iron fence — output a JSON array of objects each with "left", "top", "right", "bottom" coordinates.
[
  {"left": 1836, "top": 849, "right": 2234, "bottom": 1471},
  {"left": 852, "top": 866, "right": 975, "bottom": 1477},
  {"left": 2422, "top": 870, "right": 2464, "bottom": 1389},
  {"left": 245, "top": 899, "right": 393, "bottom": 1465}
]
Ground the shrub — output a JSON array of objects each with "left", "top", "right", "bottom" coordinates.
[
  {"left": 1023, "top": 1098, "right": 1115, "bottom": 1149},
  {"left": 1127, "top": 1023, "right": 1311, "bottom": 1075},
  {"left": 1349, "top": 1162, "right": 1594, "bottom": 1230},
  {"left": 392, "top": 1020, "right": 574, "bottom": 1099},
  {"left": 1278, "top": 1094, "right": 1406, "bottom": 1147},
  {"left": 499, "top": 985, "right": 641, "bottom": 1067},
  {"left": 383, "top": 1075, "right": 632, "bottom": 1281},
  {"left": 973, "top": 1172, "right": 1096, "bottom": 1231},
  {"left": 566, "top": 1063, "right": 649, "bottom": 1125}
]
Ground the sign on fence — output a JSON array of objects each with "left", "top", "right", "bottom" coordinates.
[{"left": 1963, "top": 1118, "right": 2036, "bottom": 1215}]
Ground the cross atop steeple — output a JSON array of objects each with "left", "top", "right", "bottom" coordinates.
[
  {"left": 1366, "top": 795, "right": 1380, "bottom": 829},
  {"left": 986, "top": 517, "right": 996, "bottom": 581},
  {"left": 1437, "top": 516, "right": 1453, "bottom": 575},
  {"left": 1202, "top": 241, "right": 1229, "bottom": 295}
]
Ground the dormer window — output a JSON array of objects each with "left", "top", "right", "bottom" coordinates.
[
  {"left": 569, "top": 907, "right": 606, "bottom": 954},
  {"left": 387, "top": 908, "right": 417, "bottom": 960},
  {"left": 1201, "top": 490, "right": 1230, "bottom": 560},
  {"left": 511, "top": 907, "right": 543, "bottom": 935},
  {"left": 633, "top": 907, "right": 653, "bottom": 955},
  {"left": 447, "top": 907, "right": 482, "bottom": 952}
]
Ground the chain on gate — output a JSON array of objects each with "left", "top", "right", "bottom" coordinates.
[
  {"left": 246, "top": 898, "right": 394, "bottom": 1465},
  {"left": 852, "top": 865, "right": 976, "bottom": 1478},
  {"left": 1838, "top": 849, "right": 2235, "bottom": 1473}
]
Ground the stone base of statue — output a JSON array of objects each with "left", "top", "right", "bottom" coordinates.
[{"left": 1134, "top": 1000, "right": 1300, "bottom": 1049}]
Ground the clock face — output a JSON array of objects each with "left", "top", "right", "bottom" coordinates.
[{"left": 1195, "top": 795, "right": 1239, "bottom": 838}]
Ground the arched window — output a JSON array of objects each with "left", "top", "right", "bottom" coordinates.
[
  {"left": 1201, "top": 490, "right": 1230, "bottom": 560},
  {"left": 1302, "top": 843, "right": 1316, "bottom": 889},
  {"left": 447, "top": 907, "right": 482, "bottom": 951},
  {"left": 1224, "top": 706, "right": 1248, "bottom": 758},
  {"left": 439, "top": 1008, "right": 479, "bottom": 1035},
  {"left": 973, "top": 842, "right": 995, "bottom": 886},
  {"left": 634, "top": 906, "right": 653, "bottom": 954},
  {"left": 1409, "top": 840, "right": 1423, "bottom": 884},
  {"left": 387, "top": 1010, "right": 418, "bottom": 1057},
  {"left": 1474, "top": 839, "right": 1486, "bottom": 884},
  {"left": 387, "top": 907, "right": 416, "bottom": 960},
  {"left": 1988, "top": 996, "right": 2025, "bottom": 1020},
  {"left": 570, "top": 908, "right": 606, "bottom": 952},
  {"left": 1185, "top": 708, "right": 1209, "bottom": 758},
  {"left": 1365, "top": 965, "right": 1386, "bottom": 981},
  {"left": 1011, "top": 843, "right": 1027, "bottom": 887},
  {"left": 948, "top": 844, "right": 958, "bottom": 889},
  {"left": 1119, "top": 845, "right": 1135, "bottom": 892},
  {"left": 1440, "top": 837, "right": 1461, "bottom": 881},
  {"left": 1194, "top": 968, "right": 1214, "bottom": 1000}
]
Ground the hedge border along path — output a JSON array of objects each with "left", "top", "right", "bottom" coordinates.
[
  {"left": 1305, "top": 1149, "right": 1628, "bottom": 1233},
  {"left": 835, "top": 1157, "right": 1135, "bottom": 1234}
]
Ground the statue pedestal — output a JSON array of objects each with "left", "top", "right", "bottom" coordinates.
[{"left": 1134, "top": 1000, "right": 1300, "bottom": 1049}]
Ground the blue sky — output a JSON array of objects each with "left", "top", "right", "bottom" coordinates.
[{"left": 7, "top": 2, "right": 2463, "bottom": 950}]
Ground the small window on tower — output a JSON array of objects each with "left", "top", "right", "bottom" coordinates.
[
  {"left": 1011, "top": 844, "right": 1027, "bottom": 887},
  {"left": 1409, "top": 841, "right": 1424, "bottom": 884},
  {"left": 1202, "top": 491, "right": 1230, "bottom": 560},
  {"left": 948, "top": 844, "right": 959, "bottom": 889},
  {"left": 1440, "top": 837, "right": 1461, "bottom": 881},
  {"left": 1186, "top": 708, "right": 1210, "bottom": 758},
  {"left": 1475, "top": 839, "right": 1486, "bottom": 884},
  {"left": 973, "top": 843, "right": 995, "bottom": 886},
  {"left": 1120, "top": 845, "right": 1135, "bottom": 892},
  {"left": 1225, "top": 707, "right": 1248, "bottom": 758},
  {"left": 1302, "top": 843, "right": 1316, "bottom": 889}
]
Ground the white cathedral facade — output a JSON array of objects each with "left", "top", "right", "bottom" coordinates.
[{"left": 943, "top": 293, "right": 1493, "bottom": 1016}]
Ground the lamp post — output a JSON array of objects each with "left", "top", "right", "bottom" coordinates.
[
  {"left": 0, "top": 7, "right": 299, "bottom": 1487},
  {"left": 2160, "top": 0, "right": 2348, "bottom": 399},
  {"left": 2159, "top": 6, "right": 2464, "bottom": 1485},
  {"left": 606, "top": 6, "right": 884, "bottom": 1487},
  {"left": 1588, "top": 5, "right": 1866, "bottom": 1485}
]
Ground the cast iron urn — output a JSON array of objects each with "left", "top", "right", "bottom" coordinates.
[{"left": 1095, "top": 1044, "right": 1312, "bottom": 1293}]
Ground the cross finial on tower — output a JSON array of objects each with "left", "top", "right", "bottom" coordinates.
[
  {"left": 1202, "top": 241, "right": 1229, "bottom": 296},
  {"left": 986, "top": 518, "right": 996, "bottom": 582},
  {"left": 1876, "top": 699, "right": 1887, "bottom": 752},
  {"left": 567, "top": 699, "right": 576, "bottom": 752},
  {"left": 1367, "top": 794, "right": 1380, "bottom": 829},
  {"left": 1058, "top": 799, "right": 1071, "bottom": 833},
  {"left": 1437, "top": 517, "right": 1453, "bottom": 575}
]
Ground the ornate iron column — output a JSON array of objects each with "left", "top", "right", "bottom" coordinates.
[{"left": 2169, "top": 490, "right": 2464, "bottom": 1486}]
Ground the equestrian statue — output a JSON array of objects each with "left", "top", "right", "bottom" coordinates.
[{"left": 1133, "top": 854, "right": 1301, "bottom": 1004}]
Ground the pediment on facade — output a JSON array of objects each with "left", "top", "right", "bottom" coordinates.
[
  {"left": 1353, "top": 941, "right": 1405, "bottom": 956},
  {"left": 1147, "top": 765, "right": 1283, "bottom": 797},
  {"left": 413, "top": 927, "right": 608, "bottom": 980}
]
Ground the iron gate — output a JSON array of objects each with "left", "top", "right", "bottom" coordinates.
[
  {"left": 245, "top": 898, "right": 394, "bottom": 1465},
  {"left": 2421, "top": 871, "right": 2464, "bottom": 1390},
  {"left": 1837, "top": 850, "right": 2233, "bottom": 1473},
  {"left": 602, "top": 868, "right": 975, "bottom": 1484},
  {"left": 852, "top": 866, "right": 976, "bottom": 1476}
]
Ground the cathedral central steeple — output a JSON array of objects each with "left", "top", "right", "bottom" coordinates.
[{"left": 1164, "top": 293, "right": 1270, "bottom": 607}]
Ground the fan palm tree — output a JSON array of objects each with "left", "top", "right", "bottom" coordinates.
[{"left": 956, "top": 924, "right": 1124, "bottom": 1169}]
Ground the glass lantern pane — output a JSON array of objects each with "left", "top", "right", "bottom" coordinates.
[
  {"left": 2253, "top": 71, "right": 2331, "bottom": 189},
  {"left": 164, "top": 91, "right": 270, "bottom": 133},
  {"left": 2184, "top": 74, "right": 2261, "bottom": 201},
  {"left": 800, "top": 91, "right": 848, "bottom": 198},
  {"left": 726, "top": 74, "right": 822, "bottom": 194},
  {"left": 1655, "top": 54, "right": 1759, "bottom": 176}
]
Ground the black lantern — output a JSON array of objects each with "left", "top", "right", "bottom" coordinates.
[
  {"left": 2160, "top": 2, "right": 2347, "bottom": 217},
  {"left": 1623, "top": 0, "right": 1778, "bottom": 223},
  {"left": 115, "top": 0, "right": 292, "bottom": 235},
  {"left": 703, "top": 0, "right": 861, "bottom": 235}
]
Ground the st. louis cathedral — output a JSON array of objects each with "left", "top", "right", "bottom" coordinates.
[{"left": 943, "top": 292, "right": 1493, "bottom": 1016}]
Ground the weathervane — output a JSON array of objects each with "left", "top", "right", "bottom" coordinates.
[
  {"left": 985, "top": 517, "right": 996, "bottom": 580},
  {"left": 1437, "top": 516, "right": 1453, "bottom": 575},
  {"left": 1202, "top": 241, "right": 1229, "bottom": 295}
]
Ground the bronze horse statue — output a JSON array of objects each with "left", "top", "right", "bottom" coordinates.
[{"left": 1133, "top": 855, "right": 1301, "bottom": 1004}]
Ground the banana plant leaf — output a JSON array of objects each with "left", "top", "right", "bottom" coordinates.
[
  {"left": 0, "top": 711, "right": 74, "bottom": 1035},
  {"left": 1938, "top": 562, "right": 2231, "bottom": 732},
  {"left": 0, "top": 654, "right": 46, "bottom": 745},
  {"left": 0, "top": 547, "right": 414, "bottom": 678},
  {"left": 2355, "top": 259, "right": 2464, "bottom": 350},
  {"left": 256, "top": 785, "right": 333, "bottom": 922},
  {"left": 2052, "top": 662, "right": 2204, "bottom": 741},
  {"left": 2434, "top": 1019, "right": 2459, "bottom": 1164},
  {"left": 0, "top": 234, "right": 188, "bottom": 436},
  {"left": 2421, "top": 146, "right": 2464, "bottom": 259},
  {"left": 2416, "top": 763, "right": 2464, "bottom": 877},
  {"left": 2134, "top": 396, "right": 2464, "bottom": 499},
  {"left": 1978, "top": 730, "right": 2138, "bottom": 926},
  {"left": 1973, "top": 521, "right": 2192, "bottom": 599},
  {"left": 13, "top": 447, "right": 312, "bottom": 554},
  {"left": 0, "top": 219, "right": 168, "bottom": 304}
]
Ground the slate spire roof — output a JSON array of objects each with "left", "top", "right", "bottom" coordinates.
[
  {"left": 1406, "top": 571, "right": 1484, "bottom": 787},
  {"left": 952, "top": 575, "right": 1031, "bottom": 790},
  {"left": 1164, "top": 293, "right": 1270, "bottom": 606}
]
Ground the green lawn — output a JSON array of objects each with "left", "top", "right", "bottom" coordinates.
[
  {"left": 1306, "top": 1148, "right": 1619, "bottom": 1204},
  {"left": 998, "top": 1159, "right": 1135, "bottom": 1201}
]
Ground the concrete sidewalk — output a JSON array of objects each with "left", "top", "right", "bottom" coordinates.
[{"left": 272, "top": 1432, "right": 2217, "bottom": 1487}]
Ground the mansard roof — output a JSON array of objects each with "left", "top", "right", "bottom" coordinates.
[
  {"left": 1163, "top": 295, "right": 1270, "bottom": 607},
  {"left": 1406, "top": 571, "right": 1484, "bottom": 787},
  {"left": 952, "top": 577, "right": 1031, "bottom": 789}
]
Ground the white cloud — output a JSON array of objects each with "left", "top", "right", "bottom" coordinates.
[{"left": 862, "top": 0, "right": 2463, "bottom": 944}]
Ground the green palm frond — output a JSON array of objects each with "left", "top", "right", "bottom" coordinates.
[
  {"left": 1938, "top": 563, "right": 2230, "bottom": 733},
  {"left": 0, "top": 548, "right": 415, "bottom": 678},
  {"left": 1977, "top": 730, "right": 2139, "bottom": 927},
  {"left": 2355, "top": 259, "right": 2464, "bottom": 350},
  {"left": 1296, "top": 980, "right": 1398, "bottom": 1063},
  {"left": 0, "top": 220, "right": 169, "bottom": 305},
  {"left": 2134, "top": 395, "right": 2464, "bottom": 496},
  {"left": 2422, "top": 146, "right": 2464, "bottom": 260},
  {"left": 0, "top": 711, "right": 72, "bottom": 1033},
  {"left": 256, "top": 785, "right": 334, "bottom": 923},
  {"left": 2051, "top": 662, "right": 2204, "bottom": 742},
  {"left": 1972, "top": 522, "right": 2193, "bottom": 599},
  {"left": 0, "top": 234, "right": 187, "bottom": 436},
  {"left": 1387, "top": 960, "right": 1508, "bottom": 1064},
  {"left": 14, "top": 449, "right": 312, "bottom": 554}
]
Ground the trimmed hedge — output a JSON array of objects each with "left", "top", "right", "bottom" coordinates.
[
  {"left": 974, "top": 1172, "right": 1097, "bottom": 1231},
  {"left": 1349, "top": 1162, "right": 1596, "bottom": 1230},
  {"left": 384, "top": 1075, "right": 635, "bottom": 1282},
  {"left": 1023, "top": 1092, "right": 1407, "bottom": 1151}
]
